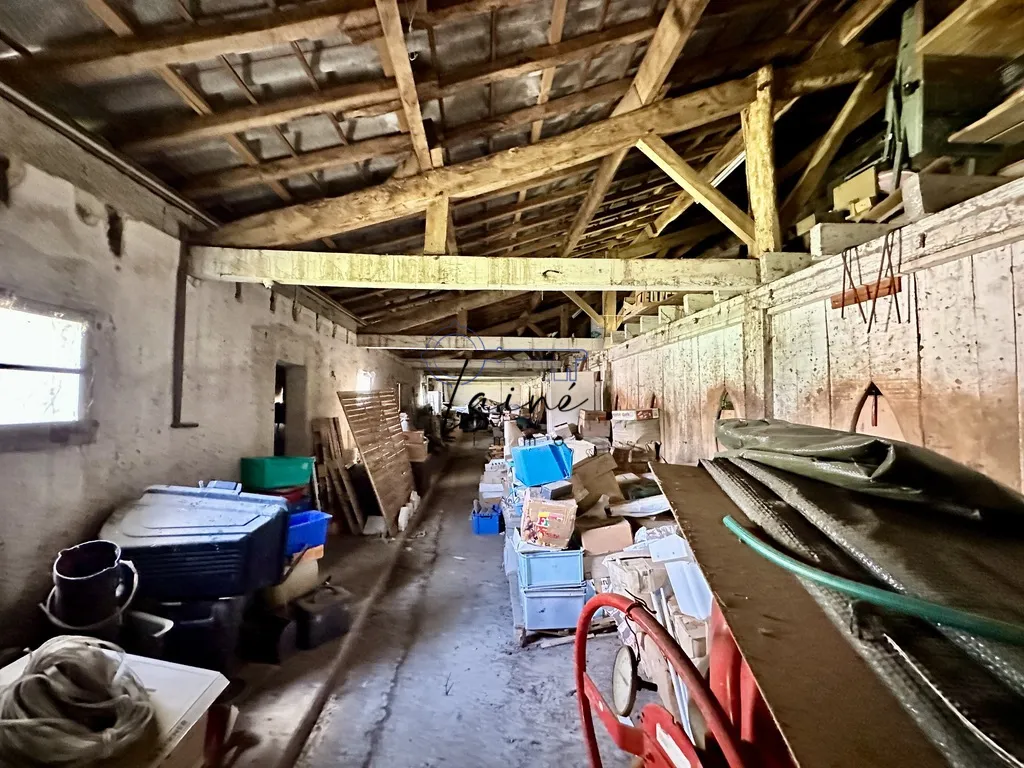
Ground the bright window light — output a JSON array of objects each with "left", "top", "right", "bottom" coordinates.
[
  {"left": 356, "top": 369, "right": 376, "bottom": 392},
  {"left": 0, "top": 306, "right": 88, "bottom": 426}
]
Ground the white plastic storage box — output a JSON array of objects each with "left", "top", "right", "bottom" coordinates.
[
  {"left": 520, "top": 584, "right": 588, "bottom": 631},
  {"left": 513, "top": 529, "right": 584, "bottom": 589}
]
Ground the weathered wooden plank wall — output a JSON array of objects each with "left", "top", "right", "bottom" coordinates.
[{"left": 600, "top": 177, "right": 1024, "bottom": 486}]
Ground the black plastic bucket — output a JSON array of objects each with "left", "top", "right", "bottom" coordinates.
[{"left": 50, "top": 540, "right": 137, "bottom": 628}]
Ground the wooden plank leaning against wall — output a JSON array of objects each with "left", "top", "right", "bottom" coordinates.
[{"left": 597, "top": 177, "right": 1024, "bottom": 490}]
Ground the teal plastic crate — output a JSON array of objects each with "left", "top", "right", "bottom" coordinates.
[{"left": 241, "top": 456, "right": 313, "bottom": 490}]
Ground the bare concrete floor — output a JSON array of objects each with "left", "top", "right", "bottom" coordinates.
[{"left": 233, "top": 444, "right": 629, "bottom": 767}]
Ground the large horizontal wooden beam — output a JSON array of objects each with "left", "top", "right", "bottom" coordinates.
[
  {"left": 189, "top": 246, "right": 761, "bottom": 291},
  {"left": 208, "top": 75, "right": 758, "bottom": 246},
  {"left": 357, "top": 335, "right": 605, "bottom": 351}
]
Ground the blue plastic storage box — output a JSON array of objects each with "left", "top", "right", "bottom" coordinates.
[
  {"left": 511, "top": 442, "right": 573, "bottom": 486},
  {"left": 520, "top": 584, "right": 588, "bottom": 630},
  {"left": 472, "top": 507, "right": 501, "bottom": 535},
  {"left": 286, "top": 511, "right": 332, "bottom": 556},
  {"left": 513, "top": 529, "right": 584, "bottom": 588}
]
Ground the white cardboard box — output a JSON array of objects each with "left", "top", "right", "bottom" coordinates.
[{"left": 0, "top": 648, "right": 229, "bottom": 768}]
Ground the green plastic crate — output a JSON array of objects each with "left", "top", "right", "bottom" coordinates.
[{"left": 240, "top": 456, "right": 313, "bottom": 490}]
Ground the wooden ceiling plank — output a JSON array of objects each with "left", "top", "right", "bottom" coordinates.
[
  {"left": 559, "top": 0, "right": 713, "bottom": 257},
  {"left": 637, "top": 136, "right": 756, "bottom": 247}
]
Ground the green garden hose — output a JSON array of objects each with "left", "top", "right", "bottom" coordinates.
[{"left": 722, "top": 515, "right": 1024, "bottom": 647}]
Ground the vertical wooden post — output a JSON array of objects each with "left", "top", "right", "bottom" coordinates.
[
  {"left": 602, "top": 290, "right": 617, "bottom": 336},
  {"left": 456, "top": 307, "right": 468, "bottom": 334},
  {"left": 424, "top": 193, "right": 450, "bottom": 254},
  {"left": 741, "top": 65, "right": 782, "bottom": 256},
  {"left": 559, "top": 303, "right": 570, "bottom": 337}
]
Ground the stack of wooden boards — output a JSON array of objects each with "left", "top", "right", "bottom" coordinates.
[
  {"left": 311, "top": 417, "right": 364, "bottom": 535},
  {"left": 337, "top": 390, "right": 414, "bottom": 537}
]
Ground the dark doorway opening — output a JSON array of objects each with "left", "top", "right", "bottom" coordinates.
[{"left": 274, "top": 363, "right": 288, "bottom": 456}]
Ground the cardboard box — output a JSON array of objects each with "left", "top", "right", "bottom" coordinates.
[
  {"left": 570, "top": 453, "right": 625, "bottom": 510},
  {"left": 531, "top": 479, "right": 575, "bottom": 500},
  {"left": 612, "top": 418, "right": 661, "bottom": 448},
  {"left": 612, "top": 409, "right": 660, "bottom": 421},
  {"left": 578, "top": 410, "right": 612, "bottom": 440},
  {"left": 606, "top": 555, "right": 668, "bottom": 603},
  {"left": 564, "top": 438, "right": 597, "bottom": 464},
  {"left": 521, "top": 497, "right": 577, "bottom": 549},
  {"left": 580, "top": 519, "right": 633, "bottom": 556}
]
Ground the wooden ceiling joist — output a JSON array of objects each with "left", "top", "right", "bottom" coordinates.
[
  {"left": 358, "top": 335, "right": 604, "bottom": 351},
  {"left": 364, "top": 290, "right": 519, "bottom": 332},
  {"left": 189, "top": 246, "right": 761, "bottom": 292}
]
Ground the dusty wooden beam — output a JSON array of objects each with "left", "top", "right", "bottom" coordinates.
[
  {"left": 559, "top": 303, "right": 570, "bottom": 337},
  {"left": 637, "top": 136, "right": 756, "bottom": 248},
  {"left": 741, "top": 65, "right": 781, "bottom": 255},
  {"left": 7, "top": 1, "right": 382, "bottom": 85},
  {"left": 375, "top": 0, "right": 433, "bottom": 170},
  {"left": 443, "top": 79, "right": 630, "bottom": 148},
  {"left": 358, "top": 334, "right": 604, "bottom": 351},
  {"left": 562, "top": 290, "right": 604, "bottom": 327},
  {"left": 824, "top": 0, "right": 900, "bottom": 49},
  {"left": 916, "top": 0, "right": 1024, "bottom": 59},
  {"left": 190, "top": 246, "right": 761, "bottom": 292},
  {"left": 559, "top": 0, "right": 712, "bottom": 257},
  {"left": 779, "top": 66, "right": 888, "bottom": 227},
  {"left": 424, "top": 193, "right": 450, "bottom": 254},
  {"left": 208, "top": 74, "right": 757, "bottom": 246},
  {"left": 602, "top": 291, "right": 617, "bottom": 335},
  {"left": 121, "top": 81, "right": 401, "bottom": 155},
  {"left": 180, "top": 133, "right": 410, "bottom": 197},
  {"left": 8, "top": 0, "right": 541, "bottom": 85},
  {"left": 640, "top": 42, "right": 896, "bottom": 245},
  {"left": 365, "top": 290, "right": 515, "bottom": 332},
  {"left": 427, "top": 18, "right": 655, "bottom": 101},
  {"left": 409, "top": 358, "right": 562, "bottom": 370},
  {"left": 901, "top": 173, "right": 1010, "bottom": 221},
  {"left": 530, "top": 0, "right": 570, "bottom": 143}
]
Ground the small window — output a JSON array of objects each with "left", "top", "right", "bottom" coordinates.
[{"left": 0, "top": 296, "right": 96, "bottom": 450}]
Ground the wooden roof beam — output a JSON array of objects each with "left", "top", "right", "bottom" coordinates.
[
  {"left": 6, "top": 0, "right": 542, "bottom": 85},
  {"left": 208, "top": 73, "right": 757, "bottom": 246},
  {"left": 559, "top": 0, "right": 712, "bottom": 257},
  {"left": 375, "top": 0, "right": 433, "bottom": 171}
]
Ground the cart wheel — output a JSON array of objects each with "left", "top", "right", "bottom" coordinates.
[{"left": 611, "top": 644, "right": 640, "bottom": 717}]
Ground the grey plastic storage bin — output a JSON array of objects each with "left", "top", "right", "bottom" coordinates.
[
  {"left": 513, "top": 528, "right": 584, "bottom": 589},
  {"left": 520, "top": 584, "right": 588, "bottom": 631}
]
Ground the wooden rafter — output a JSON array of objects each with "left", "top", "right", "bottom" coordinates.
[
  {"left": 637, "top": 136, "right": 756, "bottom": 247},
  {"left": 558, "top": 0, "right": 712, "bottom": 257},
  {"left": 375, "top": 0, "right": 433, "bottom": 171}
]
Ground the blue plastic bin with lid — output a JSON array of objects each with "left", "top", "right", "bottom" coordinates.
[
  {"left": 511, "top": 441, "right": 573, "bottom": 486},
  {"left": 286, "top": 511, "right": 332, "bottom": 556}
]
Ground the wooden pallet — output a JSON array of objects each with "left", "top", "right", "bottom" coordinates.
[
  {"left": 311, "top": 417, "right": 364, "bottom": 535},
  {"left": 337, "top": 389, "right": 414, "bottom": 537}
]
